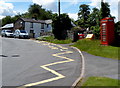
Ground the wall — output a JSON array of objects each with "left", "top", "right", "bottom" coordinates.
[
  {"left": 24, "top": 22, "right": 52, "bottom": 38},
  {"left": 45, "top": 24, "right": 52, "bottom": 32},
  {"left": 33, "top": 23, "right": 41, "bottom": 38},
  {"left": 14, "top": 19, "right": 24, "bottom": 30},
  {"left": 25, "top": 22, "right": 41, "bottom": 38},
  {"left": 25, "top": 22, "right": 30, "bottom": 34}
]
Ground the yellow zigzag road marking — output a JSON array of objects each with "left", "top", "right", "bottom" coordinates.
[
  {"left": 48, "top": 46, "right": 59, "bottom": 50},
  {"left": 35, "top": 41, "right": 59, "bottom": 50},
  {"left": 22, "top": 51, "right": 74, "bottom": 87},
  {"left": 35, "top": 41, "right": 68, "bottom": 50},
  {"left": 18, "top": 41, "right": 74, "bottom": 87}
]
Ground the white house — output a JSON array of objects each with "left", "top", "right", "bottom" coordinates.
[{"left": 14, "top": 18, "right": 52, "bottom": 38}]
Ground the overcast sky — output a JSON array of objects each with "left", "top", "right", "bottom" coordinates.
[{"left": 0, "top": 0, "right": 119, "bottom": 22}]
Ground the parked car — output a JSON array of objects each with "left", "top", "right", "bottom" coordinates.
[
  {"left": 14, "top": 29, "right": 29, "bottom": 39},
  {"left": 1, "top": 30, "right": 13, "bottom": 37}
]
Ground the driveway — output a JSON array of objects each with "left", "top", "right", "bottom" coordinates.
[{"left": 1, "top": 37, "right": 82, "bottom": 88}]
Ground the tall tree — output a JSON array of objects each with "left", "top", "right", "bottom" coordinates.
[
  {"left": 88, "top": 8, "right": 100, "bottom": 26},
  {"left": 28, "top": 4, "right": 52, "bottom": 20},
  {"left": 114, "top": 21, "right": 120, "bottom": 45},
  {"left": 2, "top": 16, "right": 13, "bottom": 26},
  {"left": 78, "top": 4, "right": 90, "bottom": 28},
  {"left": 28, "top": 4, "right": 42, "bottom": 19},
  {"left": 100, "top": 2, "right": 111, "bottom": 19},
  {"left": 52, "top": 13, "right": 72, "bottom": 40},
  {"left": 12, "top": 13, "right": 22, "bottom": 22}
]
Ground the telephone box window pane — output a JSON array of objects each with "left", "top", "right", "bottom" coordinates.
[
  {"left": 108, "top": 20, "right": 113, "bottom": 21},
  {"left": 103, "top": 26, "right": 106, "bottom": 28},
  {"left": 102, "top": 23, "right": 106, "bottom": 25},
  {"left": 104, "top": 20, "right": 107, "bottom": 21},
  {"left": 102, "top": 26, "right": 106, "bottom": 30},
  {"left": 102, "top": 36, "right": 106, "bottom": 39},
  {"left": 103, "top": 33, "right": 106, "bottom": 34},
  {"left": 103, "top": 37, "right": 106, "bottom": 39},
  {"left": 102, "top": 30, "right": 106, "bottom": 32},
  {"left": 103, "top": 40, "right": 106, "bottom": 41},
  {"left": 102, "top": 35, "right": 106, "bottom": 36},
  {"left": 102, "top": 27, "right": 106, "bottom": 29},
  {"left": 102, "top": 25, "right": 106, "bottom": 27},
  {"left": 102, "top": 29, "right": 105, "bottom": 30},
  {"left": 102, "top": 36, "right": 106, "bottom": 38}
]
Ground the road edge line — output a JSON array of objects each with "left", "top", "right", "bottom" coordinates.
[{"left": 71, "top": 46, "right": 85, "bottom": 87}]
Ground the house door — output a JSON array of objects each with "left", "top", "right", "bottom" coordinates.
[{"left": 30, "top": 30, "right": 35, "bottom": 38}]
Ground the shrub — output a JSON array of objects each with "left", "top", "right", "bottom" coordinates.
[{"left": 92, "top": 26, "right": 100, "bottom": 39}]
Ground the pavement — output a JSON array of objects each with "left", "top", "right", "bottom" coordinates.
[
  {"left": 1, "top": 37, "right": 82, "bottom": 88},
  {"left": 82, "top": 51, "right": 119, "bottom": 80},
  {"left": 56, "top": 43, "right": 119, "bottom": 80},
  {"left": 57, "top": 44, "right": 119, "bottom": 87}
]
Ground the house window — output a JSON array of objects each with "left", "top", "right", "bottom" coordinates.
[
  {"left": 41, "top": 30, "right": 44, "bottom": 32},
  {"left": 30, "top": 30, "right": 34, "bottom": 33},
  {"left": 30, "top": 22, "right": 33, "bottom": 28},
  {"left": 41, "top": 23, "right": 44, "bottom": 29},
  {"left": 47, "top": 24, "right": 49, "bottom": 28}
]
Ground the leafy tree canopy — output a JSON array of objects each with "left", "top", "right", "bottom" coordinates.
[
  {"left": 77, "top": 4, "right": 90, "bottom": 28},
  {"left": 100, "top": 2, "right": 111, "bottom": 19},
  {"left": 27, "top": 3, "right": 52, "bottom": 20},
  {"left": 2, "top": 16, "right": 13, "bottom": 26},
  {"left": 1, "top": 4, "right": 53, "bottom": 26},
  {"left": 88, "top": 8, "right": 100, "bottom": 26},
  {"left": 52, "top": 13, "right": 72, "bottom": 40}
]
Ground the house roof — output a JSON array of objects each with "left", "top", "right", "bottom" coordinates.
[
  {"left": 45, "top": 20, "right": 52, "bottom": 24},
  {"left": 1, "top": 23, "right": 13, "bottom": 29},
  {"left": 20, "top": 18, "right": 52, "bottom": 24}
]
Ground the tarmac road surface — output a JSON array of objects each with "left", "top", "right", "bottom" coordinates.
[{"left": 1, "top": 37, "right": 82, "bottom": 88}]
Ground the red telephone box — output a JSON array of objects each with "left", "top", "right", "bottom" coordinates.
[{"left": 100, "top": 17, "right": 114, "bottom": 45}]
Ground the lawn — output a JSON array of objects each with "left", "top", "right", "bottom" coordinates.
[
  {"left": 73, "top": 39, "right": 119, "bottom": 60},
  {"left": 81, "top": 77, "right": 119, "bottom": 86},
  {"left": 37, "top": 36, "right": 119, "bottom": 60}
]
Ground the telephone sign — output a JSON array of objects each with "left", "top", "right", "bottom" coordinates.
[{"left": 100, "top": 17, "right": 114, "bottom": 45}]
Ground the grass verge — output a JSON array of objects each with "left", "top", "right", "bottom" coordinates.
[
  {"left": 81, "top": 77, "right": 119, "bottom": 86},
  {"left": 37, "top": 36, "right": 119, "bottom": 60},
  {"left": 72, "top": 39, "right": 119, "bottom": 60},
  {"left": 36, "top": 36, "right": 72, "bottom": 44}
]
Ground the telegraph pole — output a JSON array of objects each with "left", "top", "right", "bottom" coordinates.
[{"left": 58, "top": 0, "right": 60, "bottom": 16}]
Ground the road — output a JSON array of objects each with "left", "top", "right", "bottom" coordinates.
[{"left": 1, "top": 37, "right": 82, "bottom": 88}]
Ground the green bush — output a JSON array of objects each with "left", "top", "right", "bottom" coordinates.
[
  {"left": 52, "top": 14, "right": 72, "bottom": 40},
  {"left": 92, "top": 26, "right": 100, "bottom": 39}
]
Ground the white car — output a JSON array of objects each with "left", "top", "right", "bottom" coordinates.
[
  {"left": 14, "top": 30, "right": 29, "bottom": 39},
  {"left": 1, "top": 30, "right": 13, "bottom": 37}
]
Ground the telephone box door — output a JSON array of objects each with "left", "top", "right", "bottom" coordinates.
[{"left": 100, "top": 17, "right": 114, "bottom": 45}]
